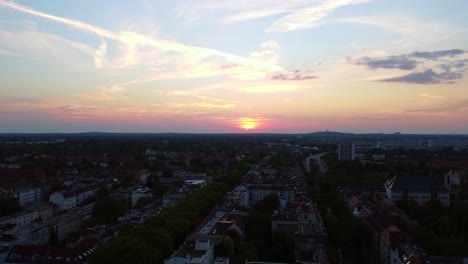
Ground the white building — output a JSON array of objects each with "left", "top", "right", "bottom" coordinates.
[
  {"left": 444, "top": 170, "right": 464, "bottom": 191},
  {"left": 164, "top": 239, "right": 214, "bottom": 264},
  {"left": 0, "top": 210, "right": 39, "bottom": 229},
  {"left": 15, "top": 213, "right": 82, "bottom": 245},
  {"left": 52, "top": 213, "right": 82, "bottom": 242},
  {"left": 385, "top": 175, "right": 450, "bottom": 207},
  {"left": 131, "top": 187, "right": 152, "bottom": 208},
  {"left": 14, "top": 187, "right": 43, "bottom": 206},
  {"left": 248, "top": 184, "right": 293, "bottom": 208},
  {"left": 49, "top": 191, "right": 77, "bottom": 211},
  {"left": 76, "top": 189, "right": 94, "bottom": 205}
]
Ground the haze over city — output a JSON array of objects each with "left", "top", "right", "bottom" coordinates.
[{"left": 1, "top": 0, "right": 467, "bottom": 133}]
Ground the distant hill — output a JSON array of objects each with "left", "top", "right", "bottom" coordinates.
[{"left": 305, "top": 131, "right": 355, "bottom": 137}]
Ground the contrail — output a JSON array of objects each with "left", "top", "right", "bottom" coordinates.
[
  {"left": 0, "top": 0, "right": 282, "bottom": 72},
  {"left": 0, "top": 0, "right": 115, "bottom": 39}
]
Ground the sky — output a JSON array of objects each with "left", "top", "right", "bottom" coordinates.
[{"left": 0, "top": 0, "right": 467, "bottom": 134}]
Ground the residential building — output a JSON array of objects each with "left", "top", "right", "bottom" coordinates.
[
  {"left": 25, "top": 202, "right": 55, "bottom": 221},
  {"left": 131, "top": 187, "right": 152, "bottom": 208},
  {"left": 164, "top": 239, "right": 215, "bottom": 264},
  {"left": 385, "top": 175, "right": 450, "bottom": 206},
  {"left": 3, "top": 235, "right": 99, "bottom": 264},
  {"left": 52, "top": 213, "right": 82, "bottom": 242},
  {"left": 248, "top": 184, "right": 294, "bottom": 207},
  {"left": 49, "top": 191, "right": 77, "bottom": 211},
  {"left": 272, "top": 209, "right": 327, "bottom": 264},
  {"left": 76, "top": 189, "right": 94, "bottom": 205},
  {"left": 295, "top": 223, "right": 328, "bottom": 264},
  {"left": 214, "top": 257, "right": 229, "bottom": 264},
  {"left": 14, "top": 187, "right": 43, "bottom": 206},
  {"left": 0, "top": 211, "right": 39, "bottom": 229}
]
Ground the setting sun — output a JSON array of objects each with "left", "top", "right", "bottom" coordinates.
[{"left": 239, "top": 118, "right": 259, "bottom": 130}]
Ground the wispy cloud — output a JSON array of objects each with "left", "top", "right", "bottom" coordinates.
[
  {"left": 0, "top": 26, "right": 94, "bottom": 65},
  {"left": 94, "top": 41, "right": 107, "bottom": 69},
  {"left": 194, "top": 103, "right": 236, "bottom": 109},
  {"left": 0, "top": 0, "right": 283, "bottom": 83},
  {"left": 406, "top": 98, "right": 468, "bottom": 114},
  {"left": 180, "top": 0, "right": 308, "bottom": 23},
  {"left": 0, "top": 48, "right": 26, "bottom": 58},
  {"left": 177, "top": 0, "right": 371, "bottom": 33},
  {"left": 336, "top": 15, "right": 463, "bottom": 47},
  {"left": 239, "top": 83, "right": 299, "bottom": 93},
  {"left": 74, "top": 86, "right": 126, "bottom": 101},
  {"left": 249, "top": 41, "right": 281, "bottom": 65},
  {"left": 266, "top": 0, "right": 370, "bottom": 32},
  {"left": 222, "top": 8, "right": 289, "bottom": 23}
]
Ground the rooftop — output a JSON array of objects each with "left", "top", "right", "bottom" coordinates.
[{"left": 386, "top": 175, "right": 447, "bottom": 192}]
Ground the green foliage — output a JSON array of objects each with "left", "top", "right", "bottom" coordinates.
[
  {"left": 134, "top": 197, "right": 152, "bottom": 209},
  {"left": 233, "top": 208, "right": 295, "bottom": 263},
  {"left": 90, "top": 236, "right": 163, "bottom": 264},
  {"left": 0, "top": 196, "right": 21, "bottom": 217},
  {"left": 403, "top": 200, "right": 468, "bottom": 257},
  {"left": 92, "top": 197, "right": 128, "bottom": 224},
  {"left": 232, "top": 241, "right": 258, "bottom": 264},
  {"left": 217, "top": 159, "right": 254, "bottom": 187},
  {"left": 214, "top": 237, "right": 234, "bottom": 259},
  {"left": 254, "top": 193, "right": 279, "bottom": 213},
  {"left": 307, "top": 157, "right": 373, "bottom": 263},
  {"left": 270, "top": 151, "right": 290, "bottom": 167},
  {"left": 243, "top": 212, "right": 271, "bottom": 241},
  {"left": 90, "top": 183, "right": 229, "bottom": 264}
]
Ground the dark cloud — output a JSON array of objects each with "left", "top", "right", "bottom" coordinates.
[
  {"left": 350, "top": 48, "right": 467, "bottom": 84},
  {"left": 350, "top": 49, "right": 466, "bottom": 70},
  {"left": 441, "top": 60, "right": 466, "bottom": 71},
  {"left": 410, "top": 49, "right": 464, "bottom": 60},
  {"left": 268, "top": 70, "right": 316, "bottom": 81},
  {"left": 350, "top": 56, "right": 417, "bottom": 70},
  {"left": 380, "top": 69, "right": 462, "bottom": 84}
]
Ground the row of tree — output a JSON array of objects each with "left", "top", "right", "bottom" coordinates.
[
  {"left": 90, "top": 182, "right": 229, "bottom": 264},
  {"left": 398, "top": 199, "right": 468, "bottom": 256},
  {"left": 306, "top": 156, "right": 374, "bottom": 263}
]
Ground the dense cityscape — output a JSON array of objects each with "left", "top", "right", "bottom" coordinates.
[{"left": 0, "top": 132, "right": 467, "bottom": 263}]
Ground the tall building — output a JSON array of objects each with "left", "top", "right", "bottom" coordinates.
[{"left": 338, "top": 143, "right": 355, "bottom": 161}]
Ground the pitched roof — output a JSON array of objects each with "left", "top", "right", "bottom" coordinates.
[{"left": 386, "top": 175, "right": 448, "bottom": 192}]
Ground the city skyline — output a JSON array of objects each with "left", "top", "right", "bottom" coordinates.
[{"left": 1, "top": 0, "right": 467, "bottom": 133}]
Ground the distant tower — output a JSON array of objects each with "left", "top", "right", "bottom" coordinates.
[
  {"left": 427, "top": 139, "right": 433, "bottom": 148},
  {"left": 338, "top": 143, "right": 355, "bottom": 161},
  {"left": 376, "top": 141, "right": 382, "bottom": 149}
]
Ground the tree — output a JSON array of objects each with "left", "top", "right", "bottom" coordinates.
[
  {"left": 254, "top": 193, "right": 279, "bottom": 213},
  {"left": 90, "top": 236, "right": 163, "bottom": 264},
  {"left": 92, "top": 197, "right": 128, "bottom": 224},
  {"left": 215, "top": 237, "right": 234, "bottom": 259},
  {"left": 0, "top": 196, "right": 21, "bottom": 217}
]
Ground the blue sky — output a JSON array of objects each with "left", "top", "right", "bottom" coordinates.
[{"left": 1, "top": 0, "right": 467, "bottom": 133}]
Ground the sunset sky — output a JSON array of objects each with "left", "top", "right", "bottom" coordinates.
[{"left": 1, "top": 0, "right": 467, "bottom": 133}]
